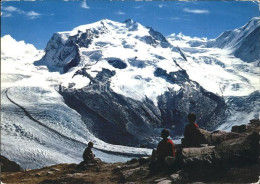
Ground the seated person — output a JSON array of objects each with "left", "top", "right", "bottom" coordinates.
[
  {"left": 83, "top": 142, "right": 95, "bottom": 162},
  {"left": 150, "top": 129, "right": 175, "bottom": 172},
  {"left": 157, "top": 129, "right": 175, "bottom": 161},
  {"left": 182, "top": 113, "right": 206, "bottom": 147}
]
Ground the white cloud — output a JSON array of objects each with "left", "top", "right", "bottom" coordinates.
[
  {"left": 81, "top": 0, "right": 90, "bottom": 9},
  {"left": 26, "top": 11, "right": 41, "bottom": 19},
  {"left": 2, "top": 12, "right": 12, "bottom": 17},
  {"left": 170, "top": 17, "right": 180, "bottom": 21},
  {"left": 134, "top": 6, "right": 143, "bottom": 9},
  {"left": 2, "top": 6, "right": 42, "bottom": 19},
  {"left": 3, "top": 6, "right": 18, "bottom": 12},
  {"left": 183, "top": 8, "right": 209, "bottom": 14},
  {"left": 1, "top": 35, "right": 40, "bottom": 62},
  {"left": 115, "top": 10, "right": 125, "bottom": 15},
  {"left": 2, "top": 6, "right": 26, "bottom": 14},
  {"left": 158, "top": 4, "right": 165, "bottom": 8}
]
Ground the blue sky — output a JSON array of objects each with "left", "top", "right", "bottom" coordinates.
[{"left": 1, "top": 1, "right": 259, "bottom": 49}]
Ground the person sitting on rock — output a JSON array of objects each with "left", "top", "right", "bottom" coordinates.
[
  {"left": 182, "top": 113, "right": 205, "bottom": 147},
  {"left": 157, "top": 129, "right": 175, "bottom": 161},
  {"left": 83, "top": 142, "right": 95, "bottom": 163},
  {"left": 150, "top": 129, "right": 175, "bottom": 173},
  {"left": 76, "top": 142, "right": 98, "bottom": 170}
]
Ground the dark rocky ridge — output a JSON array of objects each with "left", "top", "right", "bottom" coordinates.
[
  {"left": 60, "top": 68, "right": 161, "bottom": 147},
  {"left": 233, "top": 26, "right": 260, "bottom": 63},
  {"left": 60, "top": 66, "right": 227, "bottom": 147}
]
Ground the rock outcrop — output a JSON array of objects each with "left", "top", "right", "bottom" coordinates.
[{"left": 0, "top": 155, "right": 24, "bottom": 172}]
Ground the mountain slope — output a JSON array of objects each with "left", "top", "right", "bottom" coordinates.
[
  {"left": 208, "top": 17, "right": 260, "bottom": 63},
  {"left": 35, "top": 19, "right": 227, "bottom": 146},
  {"left": 1, "top": 35, "right": 152, "bottom": 169},
  {"left": 167, "top": 17, "right": 260, "bottom": 130}
]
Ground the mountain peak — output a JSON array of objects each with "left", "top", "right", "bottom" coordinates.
[
  {"left": 247, "top": 16, "right": 260, "bottom": 27},
  {"left": 209, "top": 16, "right": 260, "bottom": 62},
  {"left": 36, "top": 18, "right": 178, "bottom": 73},
  {"left": 124, "top": 18, "right": 135, "bottom": 25}
]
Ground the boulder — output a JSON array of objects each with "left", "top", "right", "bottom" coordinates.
[
  {"left": 139, "top": 157, "right": 150, "bottom": 165},
  {"left": 247, "top": 119, "right": 260, "bottom": 133},
  {"left": 157, "top": 180, "right": 172, "bottom": 184},
  {"left": 49, "top": 168, "right": 60, "bottom": 172},
  {"left": 120, "top": 166, "right": 149, "bottom": 182},
  {"left": 181, "top": 146, "right": 215, "bottom": 159},
  {"left": 231, "top": 124, "right": 247, "bottom": 133},
  {"left": 185, "top": 128, "right": 244, "bottom": 146},
  {"left": 0, "top": 155, "right": 24, "bottom": 172},
  {"left": 179, "top": 131, "right": 259, "bottom": 182},
  {"left": 155, "top": 177, "right": 168, "bottom": 182},
  {"left": 170, "top": 173, "right": 179, "bottom": 182},
  {"left": 214, "top": 131, "right": 259, "bottom": 166},
  {"left": 209, "top": 130, "right": 243, "bottom": 145}
]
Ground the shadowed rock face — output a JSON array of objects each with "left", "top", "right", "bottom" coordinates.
[
  {"left": 148, "top": 27, "right": 171, "bottom": 48},
  {"left": 155, "top": 67, "right": 227, "bottom": 133},
  {"left": 107, "top": 58, "right": 127, "bottom": 69},
  {"left": 0, "top": 155, "right": 24, "bottom": 172},
  {"left": 60, "top": 82, "right": 161, "bottom": 147},
  {"left": 35, "top": 26, "right": 109, "bottom": 73},
  {"left": 234, "top": 27, "right": 260, "bottom": 63},
  {"left": 60, "top": 67, "right": 227, "bottom": 147}
]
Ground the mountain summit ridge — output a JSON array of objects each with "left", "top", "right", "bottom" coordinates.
[
  {"left": 208, "top": 16, "right": 260, "bottom": 62},
  {"left": 35, "top": 19, "right": 176, "bottom": 73}
]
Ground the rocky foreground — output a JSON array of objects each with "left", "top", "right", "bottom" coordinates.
[{"left": 1, "top": 119, "right": 259, "bottom": 184}]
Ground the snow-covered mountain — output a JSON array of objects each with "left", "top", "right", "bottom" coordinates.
[
  {"left": 35, "top": 19, "right": 227, "bottom": 145},
  {"left": 208, "top": 17, "right": 260, "bottom": 63},
  {"left": 167, "top": 17, "right": 260, "bottom": 130},
  {"left": 1, "top": 17, "right": 259, "bottom": 169},
  {"left": 169, "top": 17, "right": 260, "bottom": 63}
]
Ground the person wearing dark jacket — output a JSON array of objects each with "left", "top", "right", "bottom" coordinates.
[
  {"left": 83, "top": 142, "right": 95, "bottom": 162},
  {"left": 184, "top": 113, "right": 199, "bottom": 137},
  {"left": 182, "top": 113, "right": 203, "bottom": 147},
  {"left": 150, "top": 129, "right": 175, "bottom": 173}
]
